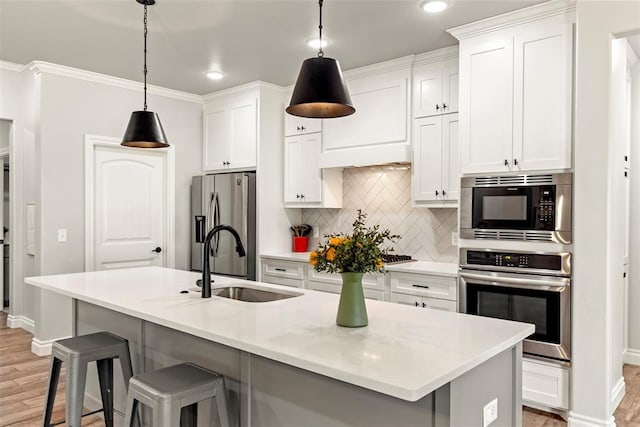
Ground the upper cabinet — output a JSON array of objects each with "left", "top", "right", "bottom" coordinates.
[
  {"left": 203, "top": 87, "right": 258, "bottom": 172},
  {"left": 413, "top": 55, "right": 459, "bottom": 118},
  {"left": 448, "top": 2, "right": 575, "bottom": 175},
  {"left": 319, "top": 57, "right": 413, "bottom": 168}
]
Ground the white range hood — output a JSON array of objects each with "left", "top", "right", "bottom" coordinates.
[{"left": 318, "top": 142, "right": 411, "bottom": 168}]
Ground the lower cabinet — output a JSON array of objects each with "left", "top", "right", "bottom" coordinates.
[
  {"left": 260, "top": 258, "right": 305, "bottom": 288},
  {"left": 522, "top": 358, "right": 570, "bottom": 411},
  {"left": 389, "top": 292, "right": 456, "bottom": 312}
]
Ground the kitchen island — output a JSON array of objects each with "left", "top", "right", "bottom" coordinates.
[{"left": 26, "top": 266, "right": 533, "bottom": 427}]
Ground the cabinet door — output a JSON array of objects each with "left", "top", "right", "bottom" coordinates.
[
  {"left": 390, "top": 292, "right": 422, "bottom": 308},
  {"left": 413, "top": 116, "right": 443, "bottom": 202},
  {"left": 413, "top": 63, "right": 443, "bottom": 118},
  {"left": 422, "top": 297, "right": 457, "bottom": 312},
  {"left": 284, "top": 135, "right": 302, "bottom": 203},
  {"left": 460, "top": 34, "right": 514, "bottom": 174},
  {"left": 300, "top": 133, "right": 323, "bottom": 203},
  {"left": 512, "top": 21, "right": 573, "bottom": 171},
  {"left": 204, "top": 107, "right": 231, "bottom": 171},
  {"left": 323, "top": 73, "right": 408, "bottom": 149},
  {"left": 228, "top": 97, "right": 257, "bottom": 169},
  {"left": 284, "top": 115, "right": 322, "bottom": 137},
  {"left": 441, "top": 114, "right": 460, "bottom": 201},
  {"left": 442, "top": 58, "right": 459, "bottom": 114}
]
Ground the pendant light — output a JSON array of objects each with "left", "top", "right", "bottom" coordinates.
[
  {"left": 122, "top": 0, "right": 169, "bottom": 148},
  {"left": 286, "top": 0, "right": 355, "bottom": 119}
]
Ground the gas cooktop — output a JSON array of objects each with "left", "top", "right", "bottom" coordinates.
[{"left": 381, "top": 254, "right": 416, "bottom": 265}]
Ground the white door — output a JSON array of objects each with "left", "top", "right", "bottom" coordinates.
[
  {"left": 460, "top": 34, "right": 514, "bottom": 174},
  {"left": 413, "top": 62, "right": 443, "bottom": 118},
  {"left": 442, "top": 113, "right": 460, "bottom": 201},
  {"left": 442, "top": 58, "right": 460, "bottom": 114},
  {"left": 284, "top": 135, "right": 302, "bottom": 203},
  {"left": 413, "top": 116, "right": 443, "bottom": 202},
  {"left": 91, "top": 144, "right": 166, "bottom": 270},
  {"left": 299, "top": 133, "right": 323, "bottom": 203}
]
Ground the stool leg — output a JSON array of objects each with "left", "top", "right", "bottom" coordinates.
[
  {"left": 42, "top": 356, "right": 62, "bottom": 426},
  {"left": 180, "top": 403, "right": 198, "bottom": 427},
  {"left": 214, "top": 378, "right": 231, "bottom": 427},
  {"left": 96, "top": 358, "right": 114, "bottom": 427},
  {"left": 65, "top": 358, "right": 87, "bottom": 427},
  {"left": 118, "top": 345, "right": 134, "bottom": 388},
  {"left": 156, "top": 401, "right": 181, "bottom": 427},
  {"left": 123, "top": 395, "right": 139, "bottom": 427}
]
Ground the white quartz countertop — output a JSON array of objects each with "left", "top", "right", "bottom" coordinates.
[
  {"left": 26, "top": 267, "right": 532, "bottom": 402},
  {"left": 261, "top": 252, "right": 458, "bottom": 276}
]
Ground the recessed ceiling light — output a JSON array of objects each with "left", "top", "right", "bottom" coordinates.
[
  {"left": 420, "top": 0, "right": 448, "bottom": 13},
  {"left": 206, "top": 71, "right": 224, "bottom": 80},
  {"left": 306, "top": 37, "right": 329, "bottom": 49}
]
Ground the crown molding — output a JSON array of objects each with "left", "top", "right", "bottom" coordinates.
[
  {"left": 414, "top": 45, "right": 459, "bottom": 67},
  {"left": 343, "top": 55, "right": 415, "bottom": 80},
  {"left": 27, "top": 61, "right": 203, "bottom": 104},
  {"left": 202, "top": 80, "right": 285, "bottom": 102},
  {"left": 0, "top": 61, "right": 27, "bottom": 73},
  {"left": 447, "top": 0, "right": 576, "bottom": 40}
]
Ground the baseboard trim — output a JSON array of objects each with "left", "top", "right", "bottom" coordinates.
[
  {"left": 611, "top": 376, "right": 626, "bottom": 411},
  {"left": 31, "top": 336, "right": 70, "bottom": 357},
  {"left": 623, "top": 348, "right": 640, "bottom": 366},
  {"left": 568, "top": 411, "right": 616, "bottom": 427},
  {"left": 7, "top": 314, "right": 35, "bottom": 333}
]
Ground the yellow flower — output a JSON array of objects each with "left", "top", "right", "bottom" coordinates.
[
  {"left": 329, "top": 236, "right": 347, "bottom": 246},
  {"left": 309, "top": 251, "right": 318, "bottom": 266},
  {"left": 375, "top": 258, "right": 383, "bottom": 269},
  {"left": 326, "top": 248, "right": 336, "bottom": 261}
]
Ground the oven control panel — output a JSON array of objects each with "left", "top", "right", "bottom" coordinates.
[{"left": 465, "top": 250, "right": 563, "bottom": 271}]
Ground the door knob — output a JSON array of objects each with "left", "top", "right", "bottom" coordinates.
[{"left": 152, "top": 247, "right": 162, "bottom": 253}]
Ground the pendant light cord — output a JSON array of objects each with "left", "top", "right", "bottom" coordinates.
[
  {"left": 143, "top": 2, "right": 148, "bottom": 111},
  {"left": 317, "top": 0, "right": 324, "bottom": 58}
]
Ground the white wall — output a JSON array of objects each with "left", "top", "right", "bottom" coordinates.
[
  {"left": 571, "top": 1, "right": 640, "bottom": 426},
  {"left": 628, "top": 59, "right": 640, "bottom": 360},
  {"left": 30, "top": 68, "right": 203, "bottom": 342}
]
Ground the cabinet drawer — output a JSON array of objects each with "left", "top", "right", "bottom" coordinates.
[
  {"left": 307, "top": 270, "right": 384, "bottom": 291},
  {"left": 262, "top": 274, "right": 304, "bottom": 289},
  {"left": 390, "top": 272, "right": 457, "bottom": 300},
  {"left": 307, "top": 281, "right": 386, "bottom": 301},
  {"left": 523, "top": 358, "right": 570, "bottom": 410},
  {"left": 261, "top": 259, "right": 305, "bottom": 280}
]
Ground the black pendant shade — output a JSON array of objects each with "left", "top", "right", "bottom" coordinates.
[
  {"left": 286, "top": 57, "right": 355, "bottom": 119},
  {"left": 122, "top": 111, "right": 169, "bottom": 148}
]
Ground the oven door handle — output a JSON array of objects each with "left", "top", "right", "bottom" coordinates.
[{"left": 459, "top": 271, "right": 570, "bottom": 290}]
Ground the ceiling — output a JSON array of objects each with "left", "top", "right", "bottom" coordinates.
[{"left": 0, "top": 0, "right": 544, "bottom": 95}]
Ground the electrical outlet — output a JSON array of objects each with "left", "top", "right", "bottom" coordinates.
[
  {"left": 483, "top": 398, "right": 498, "bottom": 427},
  {"left": 57, "top": 229, "right": 67, "bottom": 243},
  {"left": 313, "top": 225, "right": 319, "bottom": 238},
  {"left": 451, "top": 231, "right": 458, "bottom": 246}
]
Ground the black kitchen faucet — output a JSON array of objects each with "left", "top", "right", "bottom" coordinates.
[{"left": 201, "top": 225, "right": 246, "bottom": 298}]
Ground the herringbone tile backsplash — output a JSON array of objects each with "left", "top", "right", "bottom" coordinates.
[{"left": 302, "top": 165, "right": 458, "bottom": 263}]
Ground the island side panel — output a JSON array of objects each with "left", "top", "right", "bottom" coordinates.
[
  {"left": 248, "top": 354, "right": 435, "bottom": 427},
  {"left": 449, "top": 343, "right": 523, "bottom": 427},
  {"left": 75, "top": 301, "right": 145, "bottom": 419}
]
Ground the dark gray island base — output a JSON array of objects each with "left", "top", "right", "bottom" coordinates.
[{"left": 76, "top": 301, "right": 523, "bottom": 427}]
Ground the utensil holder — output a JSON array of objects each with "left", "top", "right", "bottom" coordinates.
[{"left": 292, "top": 237, "right": 308, "bottom": 252}]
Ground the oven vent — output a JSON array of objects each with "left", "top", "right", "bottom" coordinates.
[
  {"left": 497, "top": 176, "right": 526, "bottom": 185},
  {"left": 474, "top": 177, "right": 500, "bottom": 186},
  {"left": 525, "top": 174, "right": 554, "bottom": 184},
  {"left": 473, "top": 230, "right": 554, "bottom": 242}
]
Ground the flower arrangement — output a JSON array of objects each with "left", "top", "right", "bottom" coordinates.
[{"left": 309, "top": 210, "right": 399, "bottom": 274}]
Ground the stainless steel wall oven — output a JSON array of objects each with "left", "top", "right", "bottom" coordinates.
[
  {"left": 459, "top": 248, "right": 571, "bottom": 362},
  {"left": 460, "top": 173, "right": 572, "bottom": 243}
]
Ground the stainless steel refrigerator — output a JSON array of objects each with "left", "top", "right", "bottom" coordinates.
[{"left": 191, "top": 172, "right": 256, "bottom": 280}]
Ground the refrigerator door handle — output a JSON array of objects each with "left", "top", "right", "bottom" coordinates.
[
  {"left": 213, "top": 191, "right": 221, "bottom": 256},
  {"left": 242, "top": 175, "right": 249, "bottom": 244}
]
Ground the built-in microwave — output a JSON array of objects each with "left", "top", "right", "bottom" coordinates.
[{"left": 460, "top": 173, "right": 572, "bottom": 243}]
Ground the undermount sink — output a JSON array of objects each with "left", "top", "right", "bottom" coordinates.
[{"left": 212, "top": 286, "right": 302, "bottom": 303}]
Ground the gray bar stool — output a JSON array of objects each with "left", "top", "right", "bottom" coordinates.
[
  {"left": 123, "top": 363, "right": 231, "bottom": 427},
  {"left": 43, "top": 331, "right": 134, "bottom": 427}
]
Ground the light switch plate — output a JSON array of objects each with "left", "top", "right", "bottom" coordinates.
[
  {"left": 483, "top": 398, "right": 498, "bottom": 427},
  {"left": 313, "top": 225, "right": 319, "bottom": 238},
  {"left": 57, "top": 229, "right": 67, "bottom": 243},
  {"left": 451, "top": 231, "right": 458, "bottom": 246}
]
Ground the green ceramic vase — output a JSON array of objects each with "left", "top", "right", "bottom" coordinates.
[{"left": 336, "top": 272, "right": 368, "bottom": 328}]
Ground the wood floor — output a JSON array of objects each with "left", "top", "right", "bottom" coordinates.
[{"left": 0, "top": 310, "right": 638, "bottom": 427}]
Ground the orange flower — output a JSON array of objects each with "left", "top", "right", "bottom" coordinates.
[
  {"left": 329, "top": 236, "right": 347, "bottom": 246},
  {"left": 326, "top": 247, "right": 336, "bottom": 261},
  {"left": 309, "top": 251, "right": 318, "bottom": 266},
  {"left": 375, "top": 258, "right": 383, "bottom": 269}
]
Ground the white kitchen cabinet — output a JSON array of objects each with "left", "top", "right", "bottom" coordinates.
[
  {"left": 307, "top": 269, "right": 386, "bottom": 301},
  {"left": 413, "top": 58, "right": 459, "bottom": 118},
  {"left": 522, "top": 358, "right": 570, "bottom": 410},
  {"left": 284, "top": 114, "right": 322, "bottom": 137},
  {"left": 261, "top": 257, "right": 305, "bottom": 288},
  {"left": 389, "top": 270, "right": 457, "bottom": 312},
  {"left": 284, "top": 132, "right": 342, "bottom": 208},
  {"left": 412, "top": 114, "right": 459, "bottom": 206},
  {"left": 450, "top": 5, "right": 575, "bottom": 174},
  {"left": 319, "top": 58, "right": 413, "bottom": 168},
  {"left": 203, "top": 90, "right": 257, "bottom": 172}
]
